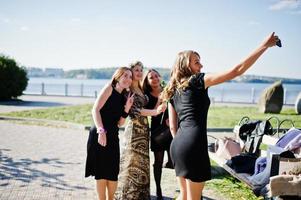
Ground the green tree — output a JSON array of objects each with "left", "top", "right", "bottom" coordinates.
[{"left": 0, "top": 54, "right": 28, "bottom": 100}]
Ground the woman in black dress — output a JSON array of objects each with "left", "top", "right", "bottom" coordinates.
[
  {"left": 142, "top": 69, "right": 173, "bottom": 199},
  {"left": 85, "top": 67, "right": 134, "bottom": 200},
  {"left": 162, "top": 33, "right": 280, "bottom": 200}
]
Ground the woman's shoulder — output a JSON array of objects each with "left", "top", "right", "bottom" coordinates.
[
  {"left": 189, "top": 73, "right": 205, "bottom": 90},
  {"left": 98, "top": 83, "right": 113, "bottom": 97}
]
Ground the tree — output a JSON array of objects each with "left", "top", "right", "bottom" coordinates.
[{"left": 0, "top": 54, "right": 28, "bottom": 100}]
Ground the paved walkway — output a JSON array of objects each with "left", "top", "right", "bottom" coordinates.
[{"left": 0, "top": 120, "right": 231, "bottom": 200}]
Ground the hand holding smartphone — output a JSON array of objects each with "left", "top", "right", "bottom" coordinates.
[{"left": 276, "top": 39, "right": 282, "bottom": 47}]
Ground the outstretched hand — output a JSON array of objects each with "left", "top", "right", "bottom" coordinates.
[{"left": 262, "top": 32, "right": 280, "bottom": 48}]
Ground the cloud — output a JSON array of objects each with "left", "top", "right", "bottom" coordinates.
[
  {"left": 269, "top": 0, "right": 301, "bottom": 11},
  {"left": 20, "top": 26, "right": 29, "bottom": 31}
]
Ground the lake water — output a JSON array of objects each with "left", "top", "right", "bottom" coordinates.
[{"left": 25, "top": 77, "right": 301, "bottom": 105}]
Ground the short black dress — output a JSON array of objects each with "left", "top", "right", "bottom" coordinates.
[
  {"left": 85, "top": 86, "right": 125, "bottom": 181},
  {"left": 145, "top": 91, "right": 171, "bottom": 152},
  {"left": 170, "top": 73, "right": 211, "bottom": 182}
]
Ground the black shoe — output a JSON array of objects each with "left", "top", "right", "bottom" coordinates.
[{"left": 163, "top": 161, "right": 174, "bottom": 169}]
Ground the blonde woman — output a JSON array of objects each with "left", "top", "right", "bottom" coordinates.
[
  {"left": 114, "top": 61, "right": 166, "bottom": 200},
  {"left": 85, "top": 67, "right": 134, "bottom": 200},
  {"left": 162, "top": 32, "right": 280, "bottom": 200}
]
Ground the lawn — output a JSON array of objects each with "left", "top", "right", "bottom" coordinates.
[
  {"left": 208, "top": 106, "right": 300, "bottom": 129},
  {"left": 208, "top": 160, "right": 264, "bottom": 200},
  {"left": 3, "top": 104, "right": 300, "bottom": 129}
]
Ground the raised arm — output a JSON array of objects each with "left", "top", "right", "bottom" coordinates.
[
  {"left": 204, "top": 32, "right": 279, "bottom": 89},
  {"left": 140, "top": 103, "right": 166, "bottom": 117},
  {"left": 168, "top": 103, "right": 178, "bottom": 137}
]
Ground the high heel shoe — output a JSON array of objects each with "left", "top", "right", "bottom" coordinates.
[{"left": 163, "top": 161, "right": 174, "bottom": 169}]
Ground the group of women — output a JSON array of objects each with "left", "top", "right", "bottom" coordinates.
[{"left": 85, "top": 32, "right": 280, "bottom": 200}]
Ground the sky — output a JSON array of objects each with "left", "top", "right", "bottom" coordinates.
[{"left": 0, "top": 0, "right": 301, "bottom": 79}]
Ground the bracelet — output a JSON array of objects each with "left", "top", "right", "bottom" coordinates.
[
  {"left": 121, "top": 110, "right": 129, "bottom": 118},
  {"left": 97, "top": 127, "right": 106, "bottom": 134}
]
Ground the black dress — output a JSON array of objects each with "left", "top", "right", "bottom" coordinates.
[
  {"left": 85, "top": 86, "right": 125, "bottom": 181},
  {"left": 145, "top": 91, "right": 171, "bottom": 152},
  {"left": 170, "top": 73, "right": 211, "bottom": 182}
]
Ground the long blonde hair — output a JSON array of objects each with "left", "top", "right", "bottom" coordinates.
[
  {"left": 129, "top": 61, "right": 144, "bottom": 92},
  {"left": 162, "top": 50, "right": 200, "bottom": 102}
]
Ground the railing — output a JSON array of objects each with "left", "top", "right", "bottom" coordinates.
[
  {"left": 24, "top": 83, "right": 300, "bottom": 105},
  {"left": 26, "top": 83, "right": 100, "bottom": 98}
]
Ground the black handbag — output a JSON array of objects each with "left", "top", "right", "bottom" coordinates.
[
  {"left": 235, "top": 116, "right": 279, "bottom": 156},
  {"left": 152, "top": 126, "right": 172, "bottom": 147}
]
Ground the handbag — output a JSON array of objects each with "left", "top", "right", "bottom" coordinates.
[
  {"left": 215, "top": 137, "right": 241, "bottom": 160},
  {"left": 152, "top": 126, "right": 172, "bottom": 147},
  {"left": 234, "top": 116, "right": 279, "bottom": 156},
  {"left": 152, "top": 110, "right": 172, "bottom": 147}
]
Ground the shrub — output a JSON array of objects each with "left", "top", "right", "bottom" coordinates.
[{"left": 0, "top": 54, "right": 28, "bottom": 100}]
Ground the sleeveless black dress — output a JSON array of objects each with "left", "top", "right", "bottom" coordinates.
[
  {"left": 170, "top": 73, "right": 211, "bottom": 182},
  {"left": 145, "top": 91, "right": 171, "bottom": 152},
  {"left": 85, "top": 86, "right": 125, "bottom": 181}
]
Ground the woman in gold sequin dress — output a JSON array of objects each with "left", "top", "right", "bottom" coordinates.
[{"left": 114, "top": 61, "right": 166, "bottom": 200}]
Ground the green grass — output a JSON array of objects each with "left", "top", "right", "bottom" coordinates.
[
  {"left": 208, "top": 106, "right": 300, "bottom": 129},
  {"left": 3, "top": 104, "right": 300, "bottom": 129},
  {"left": 208, "top": 160, "right": 263, "bottom": 200},
  {"left": 206, "top": 175, "right": 263, "bottom": 200},
  {"left": 3, "top": 104, "right": 94, "bottom": 126}
]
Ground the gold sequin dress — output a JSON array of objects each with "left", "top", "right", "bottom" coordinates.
[{"left": 114, "top": 94, "right": 150, "bottom": 200}]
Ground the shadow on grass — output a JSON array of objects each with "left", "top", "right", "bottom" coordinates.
[
  {"left": 0, "top": 99, "right": 66, "bottom": 107},
  {"left": 0, "top": 148, "right": 87, "bottom": 191}
]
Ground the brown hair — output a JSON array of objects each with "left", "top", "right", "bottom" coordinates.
[
  {"left": 162, "top": 50, "right": 200, "bottom": 102},
  {"left": 111, "top": 66, "right": 132, "bottom": 88},
  {"left": 142, "top": 69, "right": 161, "bottom": 93}
]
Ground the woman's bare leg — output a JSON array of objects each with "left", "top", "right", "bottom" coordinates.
[
  {"left": 186, "top": 179, "right": 205, "bottom": 200},
  {"left": 96, "top": 179, "right": 107, "bottom": 200},
  {"left": 107, "top": 180, "right": 117, "bottom": 200},
  {"left": 176, "top": 176, "right": 187, "bottom": 200}
]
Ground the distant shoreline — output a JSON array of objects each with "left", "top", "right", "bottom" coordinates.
[
  {"left": 26, "top": 67, "right": 301, "bottom": 84},
  {"left": 27, "top": 76, "right": 301, "bottom": 85}
]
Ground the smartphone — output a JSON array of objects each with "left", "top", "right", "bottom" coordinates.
[{"left": 276, "top": 39, "right": 282, "bottom": 47}]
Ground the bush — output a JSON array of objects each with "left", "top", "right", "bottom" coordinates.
[{"left": 0, "top": 54, "right": 28, "bottom": 100}]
